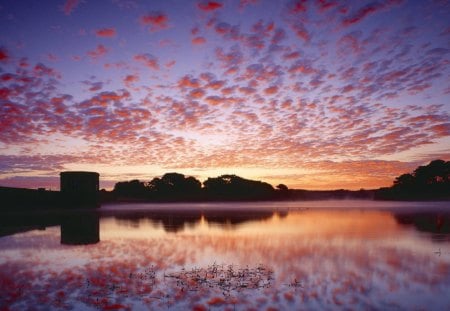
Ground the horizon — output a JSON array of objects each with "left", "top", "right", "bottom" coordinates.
[
  {"left": 1, "top": 0, "right": 449, "bottom": 191},
  {"left": 0, "top": 169, "right": 385, "bottom": 192}
]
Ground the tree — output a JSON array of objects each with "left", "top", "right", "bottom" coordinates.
[
  {"left": 148, "top": 173, "right": 202, "bottom": 200},
  {"left": 393, "top": 173, "right": 415, "bottom": 188},
  {"left": 376, "top": 159, "right": 450, "bottom": 200},
  {"left": 203, "top": 174, "right": 275, "bottom": 200},
  {"left": 276, "top": 184, "right": 288, "bottom": 191},
  {"left": 113, "top": 179, "right": 148, "bottom": 198}
]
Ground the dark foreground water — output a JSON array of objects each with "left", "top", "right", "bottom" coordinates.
[{"left": 1, "top": 200, "right": 450, "bottom": 310}]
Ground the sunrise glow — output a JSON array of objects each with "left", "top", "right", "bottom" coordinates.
[{"left": 0, "top": 0, "right": 449, "bottom": 190}]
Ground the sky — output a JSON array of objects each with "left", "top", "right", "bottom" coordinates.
[{"left": 0, "top": 0, "right": 449, "bottom": 190}]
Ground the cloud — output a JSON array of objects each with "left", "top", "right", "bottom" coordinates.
[
  {"left": 342, "top": 0, "right": 404, "bottom": 27},
  {"left": 123, "top": 74, "right": 139, "bottom": 88},
  {"left": 429, "top": 123, "right": 450, "bottom": 137},
  {"left": 316, "top": 0, "right": 338, "bottom": 11},
  {"left": 165, "top": 60, "right": 176, "bottom": 68},
  {"left": 215, "top": 46, "right": 244, "bottom": 68},
  {"left": 140, "top": 11, "right": 169, "bottom": 32},
  {"left": 197, "top": 1, "right": 223, "bottom": 11},
  {"left": 133, "top": 53, "right": 159, "bottom": 70},
  {"left": 62, "top": 0, "right": 80, "bottom": 15},
  {"left": 287, "top": 0, "right": 308, "bottom": 13},
  {"left": 0, "top": 47, "right": 9, "bottom": 62},
  {"left": 264, "top": 85, "right": 278, "bottom": 95},
  {"left": 87, "top": 44, "right": 109, "bottom": 60},
  {"left": 192, "top": 37, "right": 207, "bottom": 45},
  {"left": 188, "top": 88, "right": 206, "bottom": 99},
  {"left": 239, "top": 0, "right": 259, "bottom": 10},
  {"left": 178, "top": 75, "right": 201, "bottom": 88},
  {"left": 95, "top": 28, "right": 117, "bottom": 38}
]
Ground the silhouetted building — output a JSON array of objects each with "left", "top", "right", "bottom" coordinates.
[{"left": 60, "top": 171, "right": 100, "bottom": 207}]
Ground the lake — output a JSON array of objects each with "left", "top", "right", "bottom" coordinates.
[{"left": 1, "top": 200, "right": 450, "bottom": 310}]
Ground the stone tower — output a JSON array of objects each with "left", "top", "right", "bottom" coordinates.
[{"left": 60, "top": 171, "right": 100, "bottom": 207}]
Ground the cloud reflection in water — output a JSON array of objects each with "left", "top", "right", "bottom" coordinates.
[{"left": 1, "top": 209, "right": 449, "bottom": 310}]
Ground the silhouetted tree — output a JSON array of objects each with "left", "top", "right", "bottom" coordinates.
[
  {"left": 393, "top": 173, "right": 415, "bottom": 188},
  {"left": 203, "top": 174, "right": 275, "bottom": 201},
  {"left": 276, "top": 184, "right": 288, "bottom": 191},
  {"left": 113, "top": 180, "right": 149, "bottom": 199},
  {"left": 376, "top": 159, "right": 450, "bottom": 200},
  {"left": 148, "top": 173, "right": 202, "bottom": 201}
]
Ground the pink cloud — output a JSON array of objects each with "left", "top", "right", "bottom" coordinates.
[
  {"left": 140, "top": 11, "right": 169, "bottom": 32},
  {"left": 239, "top": 0, "right": 259, "bottom": 10},
  {"left": 197, "top": 1, "right": 223, "bottom": 11},
  {"left": 205, "top": 95, "right": 222, "bottom": 105},
  {"left": 123, "top": 74, "right": 139, "bottom": 88},
  {"left": 95, "top": 28, "right": 117, "bottom": 38},
  {"left": 282, "top": 51, "right": 301, "bottom": 60},
  {"left": 165, "top": 60, "right": 176, "bottom": 68},
  {"left": 189, "top": 88, "right": 206, "bottom": 99},
  {"left": 264, "top": 85, "right": 279, "bottom": 95},
  {"left": 206, "top": 80, "right": 225, "bottom": 90},
  {"left": 342, "top": 0, "right": 404, "bottom": 27},
  {"left": 317, "top": 0, "right": 338, "bottom": 11},
  {"left": 192, "top": 37, "right": 207, "bottom": 45},
  {"left": 62, "top": 0, "right": 80, "bottom": 15},
  {"left": 87, "top": 44, "right": 109, "bottom": 60},
  {"left": 133, "top": 53, "right": 159, "bottom": 70},
  {"left": 178, "top": 75, "right": 201, "bottom": 88},
  {"left": 191, "top": 27, "right": 200, "bottom": 35},
  {"left": 288, "top": 0, "right": 308, "bottom": 13},
  {"left": 0, "top": 47, "right": 10, "bottom": 63},
  {"left": 290, "top": 21, "right": 310, "bottom": 41},
  {"left": 429, "top": 123, "right": 450, "bottom": 137},
  {"left": 238, "top": 86, "right": 256, "bottom": 95},
  {"left": 215, "top": 46, "right": 243, "bottom": 68}
]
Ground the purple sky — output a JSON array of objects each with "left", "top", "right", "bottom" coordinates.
[{"left": 0, "top": 0, "right": 449, "bottom": 190}]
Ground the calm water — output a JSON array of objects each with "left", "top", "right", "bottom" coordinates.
[{"left": 1, "top": 200, "right": 450, "bottom": 310}]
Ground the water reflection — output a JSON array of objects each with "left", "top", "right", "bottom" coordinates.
[
  {"left": 113, "top": 209, "right": 275, "bottom": 233},
  {"left": 60, "top": 213, "right": 99, "bottom": 245},
  {"left": 1, "top": 203, "right": 450, "bottom": 310}
]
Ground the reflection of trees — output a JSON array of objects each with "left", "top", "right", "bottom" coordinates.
[
  {"left": 114, "top": 210, "right": 275, "bottom": 233},
  {"left": 394, "top": 213, "right": 450, "bottom": 241},
  {"left": 377, "top": 160, "right": 450, "bottom": 200}
]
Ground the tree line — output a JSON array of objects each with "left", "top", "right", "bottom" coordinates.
[
  {"left": 111, "top": 173, "right": 288, "bottom": 202},
  {"left": 375, "top": 159, "right": 450, "bottom": 200},
  {"left": 108, "top": 159, "right": 450, "bottom": 202}
]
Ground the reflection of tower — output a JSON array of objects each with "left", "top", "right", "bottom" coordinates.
[
  {"left": 61, "top": 212, "right": 100, "bottom": 245},
  {"left": 60, "top": 171, "right": 100, "bottom": 207}
]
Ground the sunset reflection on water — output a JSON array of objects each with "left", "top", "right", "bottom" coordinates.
[{"left": 1, "top": 202, "right": 450, "bottom": 310}]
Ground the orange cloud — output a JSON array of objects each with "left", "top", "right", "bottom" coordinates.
[
  {"left": 189, "top": 88, "right": 206, "bottom": 99},
  {"left": 192, "top": 37, "right": 207, "bottom": 45},
  {"left": 264, "top": 85, "right": 278, "bottom": 95}
]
